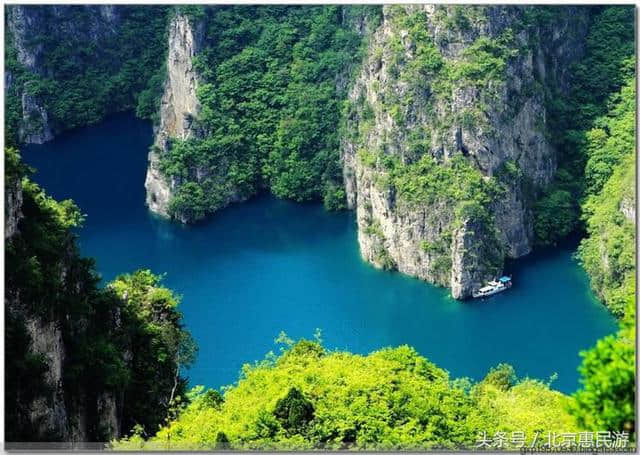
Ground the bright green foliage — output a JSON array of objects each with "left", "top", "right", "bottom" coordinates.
[
  {"left": 161, "top": 6, "right": 374, "bottom": 220},
  {"left": 481, "top": 363, "right": 516, "bottom": 391},
  {"left": 116, "top": 339, "right": 577, "bottom": 450},
  {"left": 576, "top": 74, "right": 635, "bottom": 316},
  {"left": 578, "top": 155, "right": 635, "bottom": 316},
  {"left": 471, "top": 378, "right": 578, "bottom": 445},
  {"left": 392, "top": 155, "right": 502, "bottom": 210},
  {"left": 358, "top": 148, "right": 503, "bottom": 220},
  {"left": 5, "top": 6, "right": 169, "bottom": 144},
  {"left": 109, "top": 270, "right": 197, "bottom": 434},
  {"left": 533, "top": 6, "right": 634, "bottom": 246},
  {"left": 571, "top": 63, "right": 636, "bottom": 423},
  {"left": 5, "top": 149, "right": 194, "bottom": 441},
  {"left": 449, "top": 31, "right": 518, "bottom": 89},
  {"left": 530, "top": 6, "right": 636, "bottom": 320},
  {"left": 570, "top": 301, "right": 635, "bottom": 438},
  {"left": 583, "top": 77, "right": 635, "bottom": 197}
]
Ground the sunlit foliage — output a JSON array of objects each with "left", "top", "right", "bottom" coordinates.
[{"left": 115, "top": 338, "right": 578, "bottom": 450}]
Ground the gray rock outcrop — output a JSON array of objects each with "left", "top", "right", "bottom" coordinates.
[
  {"left": 5, "top": 5, "right": 121, "bottom": 143},
  {"left": 5, "top": 173, "right": 23, "bottom": 239},
  {"left": 620, "top": 195, "right": 636, "bottom": 222},
  {"left": 145, "top": 14, "right": 204, "bottom": 219},
  {"left": 5, "top": 174, "right": 122, "bottom": 442},
  {"left": 342, "top": 6, "right": 589, "bottom": 298}
]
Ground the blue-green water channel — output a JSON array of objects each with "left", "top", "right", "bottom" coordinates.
[{"left": 23, "top": 112, "right": 617, "bottom": 394}]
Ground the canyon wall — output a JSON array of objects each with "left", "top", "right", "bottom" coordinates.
[
  {"left": 144, "top": 12, "right": 262, "bottom": 223},
  {"left": 145, "top": 14, "right": 204, "bottom": 220},
  {"left": 5, "top": 5, "right": 168, "bottom": 146},
  {"left": 143, "top": 6, "right": 593, "bottom": 298},
  {"left": 342, "top": 6, "right": 589, "bottom": 298},
  {"left": 5, "top": 171, "right": 22, "bottom": 239},
  {"left": 4, "top": 174, "right": 120, "bottom": 442},
  {"left": 7, "top": 5, "right": 597, "bottom": 301},
  {"left": 5, "top": 5, "right": 121, "bottom": 143}
]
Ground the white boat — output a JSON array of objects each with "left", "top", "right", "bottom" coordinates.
[{"left": 472, "top": 276, "right": 512, "bottom": 299}]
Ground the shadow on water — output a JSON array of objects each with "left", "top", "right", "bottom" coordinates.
[{"left": 22, "top": 112, "right": 618, "bottom": 394}]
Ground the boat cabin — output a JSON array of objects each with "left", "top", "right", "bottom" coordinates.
[{"left": 471, "top": 275, "right": 512, "bottom": 299}]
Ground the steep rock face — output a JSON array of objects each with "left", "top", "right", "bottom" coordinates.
[
  {"left": 8, "top": 305, "right": 122, "bottom": 443},
  {"left": 19, "top": 92, "right": 54, "bottom": 144},
  {"left": 6, "top": 176, "right": 49, "bottom": 440},
  {"left": 7, "top": 5, "right": 120, "bottom": 75},
  {"left": 145, "top": 14, "right": 204, "bottom": 220},
  {"left": 5, "top": 178, "right": 121, "bottom": 442},
  {"left": 5, "top": 174, "right": 22, "bottom": 239},
  {"left": 620, "top": 195, "right": 635, "bottom": 222},
  {"left": 5, "top": 5, "right": 121, "bottom": 143},
  {"left": 342, "top": 6, "right": 588, "bottom": 298},
  {"left": 5, "top": 266, "right": 122, "bottom": 442},
  {"left": 24, "top": 318, "right": 70, "bottom": 440}
]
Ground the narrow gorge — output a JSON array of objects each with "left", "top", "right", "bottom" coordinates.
[
  {"left": 141, "top": 6, "right": 594, "bottom": 298},
  {"left": 5, "top": 4, "right": 635, "bottom": 448}
]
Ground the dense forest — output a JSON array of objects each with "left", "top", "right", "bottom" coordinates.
[{"left": 4, "top": 3, "right": 635, "bottom": 450}]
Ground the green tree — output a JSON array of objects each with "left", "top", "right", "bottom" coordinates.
[
  {"left": 570, "top": 302, "right": 635, "bottom": 438},
  {"left": 273, "top": 387, "right": 315, "bottom": 432}
]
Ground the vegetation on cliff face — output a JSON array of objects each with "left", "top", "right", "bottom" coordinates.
[
  {"left": 577, "top": 76, "right": 635, "bottom": 317},
  {"left": 382, "top": 6, "right": 517, "bottom": 133},
  {"left": 523, "top": 6, "right": 635, "bottom": 319},
  {"left": 5, "top": 147, "right": 195, "bottom": 441},
  {"left": 532, "top": 6, "right": 634, "bottom": 248},
  {"left": 158, "top": 6, "right": 376, "bottom": 220},
  {"left": 343, "top": 5, "right": 543, "bottom": 294},
  {"left": 4, "top": 6, "right": 169, "bottom": 144}
]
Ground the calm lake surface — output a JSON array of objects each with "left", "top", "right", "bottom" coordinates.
[{"left": 23, "top": 112, "right": 617, "bottom": 394}]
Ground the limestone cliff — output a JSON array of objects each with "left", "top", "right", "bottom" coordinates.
[
  {"left": 5, "top": 170, "right": 22, "bottom": 239},
  {"left": 145, "top": 14, "right": 203, "bottom": 220},
  {"left": 5, "top": 174, "right": 120, "bottom": 442},
  {"left": 5, "top": 5, "right": 121, "bottom": 143},
  {"left": 342, "top": 6, "right": 588, "bottom": 298}
]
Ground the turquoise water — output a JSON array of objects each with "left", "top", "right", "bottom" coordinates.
[{"left": 23, "top": 112, "right": 617, "bottom": 394}]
